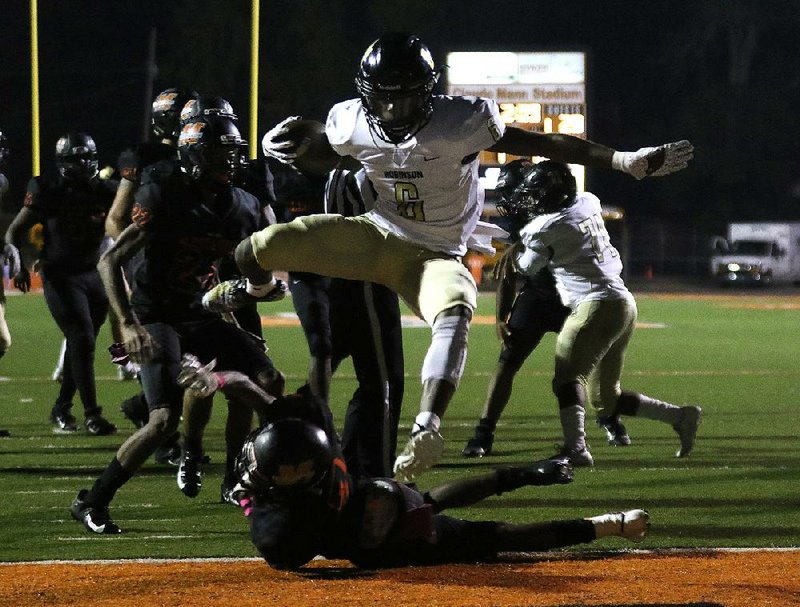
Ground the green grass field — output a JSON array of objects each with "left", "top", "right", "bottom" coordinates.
[{"left": 1, "top": 289, "right": 798, "bottom": 562}]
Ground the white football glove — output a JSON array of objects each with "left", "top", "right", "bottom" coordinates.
[
  {"left": 612, "top": 140, "right": 694, "bottom": 180},
  {"left": 261, "top": 116, "right": 302, "bottom": 164},
  {"left": 177, "top": 353, "right": 219, "bottom": 397},
  {"left": 1, "top": 242, "right": 21, "bottom": 277}
]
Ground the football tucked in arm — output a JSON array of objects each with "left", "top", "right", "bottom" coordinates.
[{"left": 267, "top": 118, "right": 340, "bottom": 176}]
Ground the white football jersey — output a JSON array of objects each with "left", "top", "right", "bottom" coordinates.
[
  {"left": 326, "top": 95, "right": 504, "bottom": 256},
  {"left": 515, "top": 192, "right": 632, "bottom": 308}
]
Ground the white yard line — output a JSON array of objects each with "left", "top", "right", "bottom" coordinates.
[{"left": 1, "top": 546, "right": 798, "bottom": 565}]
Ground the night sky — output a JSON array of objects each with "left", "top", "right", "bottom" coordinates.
[{"left": 2, "top": 0, "right": 799, "bottom": 230}]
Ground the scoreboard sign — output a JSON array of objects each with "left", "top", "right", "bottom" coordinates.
[{"left": 446, "top": 51, "right": 587, "bottom": 191}]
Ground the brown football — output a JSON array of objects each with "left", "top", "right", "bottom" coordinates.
[{"left": 274, "top": 119, "right": 338, "bottom": 176}]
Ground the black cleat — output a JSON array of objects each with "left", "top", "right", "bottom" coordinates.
[
  {"left": 178, "top": 452, "right": 203, "bottom": 498},
  {"left": 70, "top": 489, "right": 121, "bottom": 534},
  {"left": 597, "top": 414, "right": 632, "bottom": 446},
  {"left": 462, "top": 425, "right": 494, "bottom": 458},
  {"left": 50, "top": 409, "right": 78, "bottom": 434},
  {"left": 85, "top": 414, "right": 117, "bottom": 436}
]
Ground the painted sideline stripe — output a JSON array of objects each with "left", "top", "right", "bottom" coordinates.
[{"left": 1, "top": 546, "right": 798, "bottom": 566}]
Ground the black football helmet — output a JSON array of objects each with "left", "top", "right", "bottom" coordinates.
[
  {"left": 152, "top": 88, "right": 198, "bottom": 140},
  {"left": 355, "top": 32, "right": 439, "bottom": 144},
  {"left": 494, "top": 159, "right": 533, "bottom": 210},
  {"left": 55, "top": 132, "right": 99, "bottom": 182},
  {"left": 235, "top": 418, "right": 334, "bottom": 502},
  {"left": 180, "top": 95, "right": 237, "bottom": 126},
  {"left": 178, "top": 116, "right": 246, "bottom": 185},
  {"left": 501, "top": 160, "right": 577, "bottom": 219}
]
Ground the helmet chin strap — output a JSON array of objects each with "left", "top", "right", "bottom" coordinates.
[{"left": 367, "top": 113, "right": 431, "bottom": 145}]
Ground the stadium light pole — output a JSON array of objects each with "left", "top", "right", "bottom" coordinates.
[
  {"left": 30, "top": 0, "right": 41, "bottom": 176},
  {"left": 249, "top": 0, "right": 260, "bottom": 159}
]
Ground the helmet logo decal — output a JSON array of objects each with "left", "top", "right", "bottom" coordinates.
[
  {"left": 180, "top": 100, "right": 198, "bottom": 123},
  {"left": 179, "top": 121, "right": 205, "bottom": 147},
  {"left": 153, "top": 92, "right": 179, "bottom": 112},
  {"left": 273, "top": 460, "right": 315, "bottom": 486}
]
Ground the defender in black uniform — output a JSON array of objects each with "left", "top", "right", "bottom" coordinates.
[
  {"left": 269, "top": 158, "right": 404, "bottom": 479},
  {"left": 462, "top": 160, "right": 629, "bottom": 457},
  {"left": 5, "top": 132, "right": 118, "bottom": 435},
  {"left": 176, "top": 95, "right": 283, "bottom": 503},
  {"left": 106, "top": 87, "right": 197, "bottom": 462},
  {"left": 69, "top": 116, "right": 285, "bottom": 534},
  {"left": 174, "top": 358, "right": 650, "bottom": 569}
]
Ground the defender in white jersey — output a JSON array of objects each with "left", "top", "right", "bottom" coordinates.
[
  {"left": 204, "top": 32, "right": 695, "bottom": 482},
  {"left": 506, "top": 161, "right": 702, "bottom": 465}
]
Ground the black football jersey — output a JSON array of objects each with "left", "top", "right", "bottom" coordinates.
[
  {"left": 236, "top": 157, "right": 276, "bottom": 209},
  {"left": 129, "top": 176, "right": 265, "bottom": 323},
  {"left": 117, "top": 141, "right": 176, "bottom": 183},
  {"left": 23, "top": 176, "right": 117, "bottom": 272}
]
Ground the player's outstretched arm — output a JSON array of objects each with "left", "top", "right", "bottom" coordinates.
[
  {"left": 178, "top": 353, "right": 276, "bottom": 410},
  {"left": 105, "top": 179, "right": 137, "bottom": 239},
  {"left": 490, "top": 127, "right": 693, "bottom": 179}
]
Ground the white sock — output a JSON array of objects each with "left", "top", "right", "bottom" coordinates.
[
  {"left": 559, "top": 405, "right": 586, "bottom": 450},
  {"left": 414, "top": 411, "right": 441, "bottom": 433},
  {"left": 635, "top": 396, "right": 682, "bottom": 425},
  {"left": 246, "top": 277, "right": 276, "bottom": 297}
]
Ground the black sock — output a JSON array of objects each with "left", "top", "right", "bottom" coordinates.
[
  {"left": 87, "top": 458, "right": 133, "bottom": 506},
  {"left": 478, "top": 418, "right": 496, "bottom": 432}
]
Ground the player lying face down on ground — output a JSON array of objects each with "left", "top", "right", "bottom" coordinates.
[{"left": 177, "top": 355, "right": 651, "bottom": 570}]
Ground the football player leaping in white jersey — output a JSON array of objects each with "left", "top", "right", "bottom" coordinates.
[
  {"left": 203, "top": 32, "right": 694, "bottom": 482},
  {"left": 500, "top": 160, "right": 701, "bottom": 466}
]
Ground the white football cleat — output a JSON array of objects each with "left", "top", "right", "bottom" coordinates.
[{"left": 393, "top": 429, "right": 444, "bottom": 483}]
